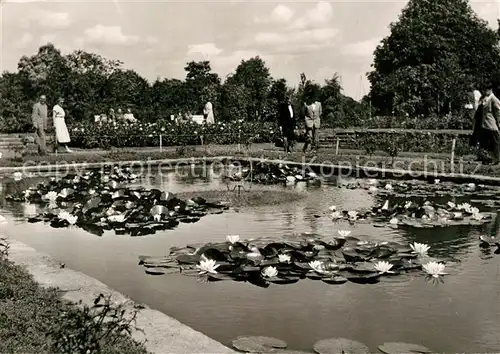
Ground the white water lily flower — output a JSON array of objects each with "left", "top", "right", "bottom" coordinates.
[
  {"left": 404, "top": 201, "right": 412, "bottom": 209},
  {"left": 472, "top": 212, "right": 484, "bottom": 221},
  {"left": 338, "top": 230, "right": 351, "bottom": 238},
  {"left": 153, "top": 214, "right": 161, "bottom": 222},
  {"left": 368, "top": 186, "right": 378, "bottom": 193},
  {"left": 374, "top": 261, "right": 394, "bottom": 274},
  {"left": 196, "top": 258, "right": 219, "bottom": 275},
  {"left": 347, "top": 211, "right": 358, "bottom": 220},
  {"left": 88, "top": 189, "right": 96, "bottom": 195},
  {"left": 44, "top": 191, "right": 58, "bottom": 202},
  {"left": 447, "top": 201, "right": 456, "bottom": 209},
  {"left": 385, "top": 183, "right": 393, "bottom": 190},
  {"left": 261, "top": 266, "right": 278, "bottom": 278},
  {"left": 331, "top": 211, "right": 343, "bottom": 220},
  {"left": 108, "top": 214, "right": 126, "bottom": 223},
  {"left": 389, "top": 218, "right": 399, "bottom": 225},
  {"left": 226, "top": 235, "right": 240, "bottom": 244},
  {"left": 410, "top": 242, "right": 431, "bottom": 256},
  {"left": 329, "top": 205, "right": 337, "bottom": 211},
  {"left": 0, "top": 215, "right": 7, "bottom": 225},
  {"left": 457, "top": 203, "right": 472, "bottom": 213},
  {"left": 309, "top": 260, "right": 326, "bottom": 273},
  {"left": 278, "top": 254, "right": 291, "bottom": 263},
  {"left": 308, "top": 172, "right": 317, "bottom": 178},
  {"left": 286, "top": 176, "right": 296, "bottom": 183},
  {"left": 470, "top": 207, "right": 480, "bottom": 215},
  {"left": 13, "top": 172, "right": 23, "bottom": 181},
  {"left": 422, "top": 261, "right": 447, "bottom": 278},
  {"left": 58, "top": 211, "right": 77, "bottom": 225},
  {"left": 434, "top": 179, "right": 440, "bottom": 184}
]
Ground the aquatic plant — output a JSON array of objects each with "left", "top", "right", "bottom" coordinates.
[
  {"left": 410, "top": 242, "right": 430, "bottom": 257},
  {"left": 138, "top": 233, "right": 456, "bottom": 287},
  {"left": 5, "top": 166, "right": 229, "bottom": 236},
  {"left": 422, "top": 261, "right": 447, "bottom": 278}
]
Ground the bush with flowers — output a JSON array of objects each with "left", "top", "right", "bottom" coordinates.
[{"left": 68, "top": 120, "right": 286, "bottom": 149}]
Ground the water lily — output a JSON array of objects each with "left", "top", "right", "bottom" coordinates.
[
  {"left": 58, "top": 211, "right": 77, "bottom": 225},
  {"left": 434, "top": 179, "right": 440, "bottom": 184},
  {"left": 153, "top": 214, "right": 161, "bottom": 222},
  {"left": 410, "top": 242, "right": 431, "bottom": 256},
  {"left": 309, "top": 260, "right": 326, "bottom": 273},
  {"left": 347, "top": 210, "right": 358, "bottom": 220},
  {"left": 385, "top": 183, "right": 393, "bottom": 190},
  {"left": 472, "top": 212, "right": 484, "bottom": 221},
  {"left": 404, "top": 201, "right": 412, "bottom": 209},
  {"left": 226, "top": 235, "right": 240, "bottom": 244},
  {"left": 422, "top": 261, "right": 447, "bottom": 278},
  {"left": 196, "top": 257, "right": 219, "bottom": 275},
  {"left": 457, "top": 203, "right": 472, "bottom": 213},
  {"left": 13, "top": 172, "right": 23, "bottom": 181},
  {"left": 389, "top": 217, "right": 398, "bottom": 225},
  {"left": 261, "top": 266, "right": 278, "bottom": 278},
  {"left": 108, "top": 214, "right": 126, "bottom": 223},
  {"left": 44, "top": 191, "right": 58, "bottom": 202},
  {"left": 285, "top": 176, "right": 296, "bottom": 183},
  {"left": 447, "top": 201, "right": 456, "bottom": 209},
  {"left": 329, "top": 205, "right": 337, "bottom": 211},
  {"left": 308, "top": 172, "right": 317, "bottom": 178},
  {"left": 470, "top": 207, "right": 480, "bottom": 215},
  {"left": 337, "top": 230, "right": 351, "bottom": 238},
  {"left": 331, "top": 211, "right": 343, "bottom": 220},
  {"left": 374, "top": 261, "right": 395, "bottom": 274},
  {"left": 278, "top": 254, "right": 291, "bottom": 263},
  {"left": 368, "top": 186, "right": 378, "bottom": 193}
]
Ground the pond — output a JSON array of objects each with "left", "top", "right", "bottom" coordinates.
[{"left": 1, "top": 165, "right": 499, "bottom": 353}]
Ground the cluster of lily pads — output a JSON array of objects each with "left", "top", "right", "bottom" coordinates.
[
  {"left": 230, "top": 335, "right": 433, "bottom": 354},
  {"left": 5, "top": 167, "right": 228, "bottom": 236},
  {"left": 223, "top": 161, "right": 319, "bottom": 185},
  {"left": 326, "top": 198, "right": 492, "bottom": 228},
  {"left": 139, "top": 233, "right": 449, "bottom": 286}
]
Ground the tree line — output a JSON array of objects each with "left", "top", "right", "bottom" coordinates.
[{"left": 0, "top": 44, "right": 368, "bottom": 133}]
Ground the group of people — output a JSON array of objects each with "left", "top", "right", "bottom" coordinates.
[
  {"left": 277, "top": 95, "right": 322, "bottom": 154},
  {"left": 470, "top": 82, "right": 500, "bottom": 165},
  {"left": 96, "top": 108, "right": 136, "bottom": 123},
  {"left": 32, "top": 95, "right": 72, "bottom": 155}
]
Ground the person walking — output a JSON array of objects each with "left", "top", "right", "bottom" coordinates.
[
  {"left": 302, "top": 95, "right": 322, "bottom": 153},
  {"left": 479, "top": 82, "right": 500, "bottom": 164},
  {"left": 52, "top": 97, "right": 72, "bottom": 153},
  {"left": 32, "top": 95, "right": 49, "bottom": 156},
  {"left": 278, "top": 96, "right": 295, "bottom": 153}
]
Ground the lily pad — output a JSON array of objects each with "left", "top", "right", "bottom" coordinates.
[
  {"left": 313, "top": 338, "right": 369, "bottom": 354},
  {"left": 232, "top": 336, "right": 287, "bottom": 353},
  {"left": 321, "top": 275, "right": 348, "bottom": 284},
  {"left": 377, "top": 342, "right": 432, "bottom": 353}
]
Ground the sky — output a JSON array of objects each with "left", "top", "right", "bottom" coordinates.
[{"left": 1, "top": 0, "right": 500, "bottom": 100}]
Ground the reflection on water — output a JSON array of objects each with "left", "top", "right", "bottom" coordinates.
[{"left": 0, "top": 168, "right": 499, "bottom": 353}]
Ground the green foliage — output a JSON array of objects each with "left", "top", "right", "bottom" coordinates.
[
  {"left": 0, "top": 246, "right": 147, "bottom": 354},
  {"left": 368, "top": 0, "right": 500, "bottom": 117}
]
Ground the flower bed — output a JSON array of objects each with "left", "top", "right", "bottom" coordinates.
[{"left": 68, "top": 120, "right": 284, "bottom": 149}]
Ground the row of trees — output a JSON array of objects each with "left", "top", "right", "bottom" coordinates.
[
  {"left": 0, "top": 44, "right": 368, "bottom": 133},
  {"left": 367, "top": 0, "right": 500, "bottom": 116}
]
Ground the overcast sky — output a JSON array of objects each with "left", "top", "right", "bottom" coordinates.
[{"left": 1, "top": 0, "right": 499, "bottom": 100}]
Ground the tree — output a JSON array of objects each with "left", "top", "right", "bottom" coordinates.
[
  {"left": 230, "top": 57, "right": 272, "bottom": 121},
  {"left": 368, "top": 0, "right": 500, "bottom": 116},
  {"left": 183, "top": 61, "right": 221, "bottom": 114}
]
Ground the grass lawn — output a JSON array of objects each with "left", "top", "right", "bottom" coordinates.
[
  {"left": 0, "top": 242, "right": 149, "bottom": 354},
  {"left": 1, "top": 143, "right": 499, "bottom": 177}
]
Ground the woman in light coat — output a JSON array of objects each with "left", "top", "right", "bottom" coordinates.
[
  {"left": 203, "top": 101, "right": 215, "bottom": 124},
  {"left": 52, "top": 97, "right": 72, "bottom": 153}
]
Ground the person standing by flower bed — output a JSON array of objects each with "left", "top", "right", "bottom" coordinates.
[
  {"left": 278, "top": 95, "right": 296, "bottom": 153},
  {"left": 31, "top": 95, "right": 48, "bottom": 156},
  {"left": 302, "top": 89, "right": 322, "bottom": 154},
  {"left": 52, "top": 97, "right": 73, "bottom": 153}
]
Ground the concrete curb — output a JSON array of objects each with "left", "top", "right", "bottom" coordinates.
[
  {"left": 6, "top": 238, "right": 236, "bottom": 354},
  {"left": 1, "top": 154, "right": 500, "bottom": 185}
]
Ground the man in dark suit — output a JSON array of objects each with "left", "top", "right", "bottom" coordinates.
[{"left": 278, "top": 96, "right": 296, "bottom": 153}]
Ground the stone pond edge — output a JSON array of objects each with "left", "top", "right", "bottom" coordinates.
[
  {"left": 6, "top": 238, "right": 237, "bottom": 354},
  {"left": 1, "top": 155, "right": 500, "bottom": 186}
]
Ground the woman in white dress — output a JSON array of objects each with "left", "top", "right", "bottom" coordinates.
[
  {"left": 203, "top": 101, "right": 215, "bottom": 124},
  {"left": 52, "top": 98, "right": 72, "bottom": 153}
]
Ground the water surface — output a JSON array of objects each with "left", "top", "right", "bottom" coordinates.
[{"left": 1, "top": 167, "right": 499, "bottom": 353}]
